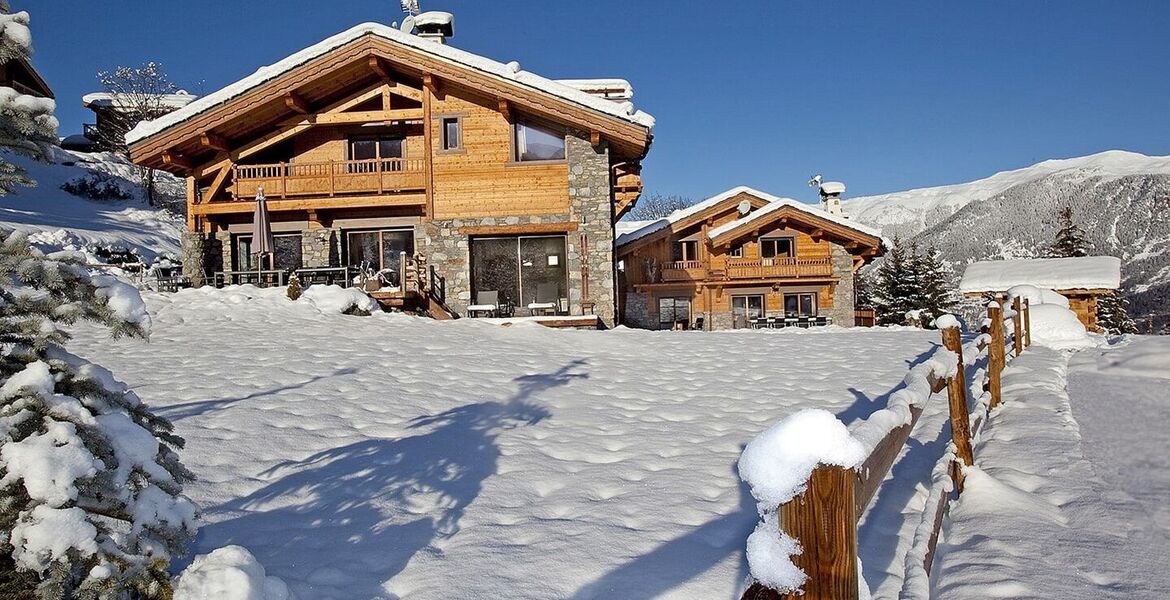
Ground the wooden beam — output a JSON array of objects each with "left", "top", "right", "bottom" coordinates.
[
  {"left": 191, "top": 193, "right": 426, "bottom": 215},
  {"left": 284, "top": 92, "right": 310, "bottom": 114},
  {"left": 368, "top": 56, "right": 391, "bottom": 80},
  {"left": 810, "top": 228, "right": 825, "bottom": 241},
  {"left": 162, "top": 150, "right": 193, "bottom": 170},
  {"left": 203, "top": 164, "right": 232, "bottom": 204},
  {"left": 590, "top": 130, "right": 601, "bottom": 148},
  {"left": 381, "top": 84, "right": 392, "bottom": 111},
  {"left": 200, "top": 131, "right": 230, "bottom": 153},
  {"left": 458, "top": 223, "right": 579, "bottom": 236},
  {"left": 422, "top": 73, "right": 439, "bottom": 95},
  {"left": 313, "top": 108, "right": 424, "bottom": 124},
  {"left": 498, "top": 98, "right": 511, "bottom": 121}
]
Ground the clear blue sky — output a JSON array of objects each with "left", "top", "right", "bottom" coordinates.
[{"left": 20, "top": 0, "right": 1170, "bottom": 201}]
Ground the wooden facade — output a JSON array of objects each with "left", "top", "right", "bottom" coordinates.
[
  {"left": 128, "top": 23, "right": 653, "bottom": 325},
  {"left": 616, "top": 189, "right": 884, "bottom": 330},
  {"left": 963, "top": 288, "right": 1109, "bottom": 332}
]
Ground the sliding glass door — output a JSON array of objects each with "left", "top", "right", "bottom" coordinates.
[
  {"left": 470, "top": 235, "right": 567, "bottom": 309},
  {"left": 346, "top": 229, "right": 414, "bottom": 285}
]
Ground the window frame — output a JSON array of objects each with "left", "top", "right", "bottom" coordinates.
[
  {"left": 672, "top": 240, "right": 699, "bottom": 263},
  {"left": 658, "top": 296, "right": 692, "bottom": 326},
  {"left": 344, "top": 228, "right": 416, "bottom": 273},
  {"left": 510, "top": 120, "right": 567, "bottom": 164},
  {"left": 760, "top": 236, "right": 795, "bottom": 260},
  {"left": 783, "top": 292, "right": 818, "bottom": 317},
  {"left": 438, "top": 115, "right": 464, "bottom": 153}
]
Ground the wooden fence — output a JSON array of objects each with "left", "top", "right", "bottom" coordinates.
[{"left": 742, "top": 298, "right": 1032, "bottom": 600}]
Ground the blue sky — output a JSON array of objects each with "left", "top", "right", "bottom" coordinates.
[{"left": 21, "top": 0, "right": 1170, "bottom": 201}]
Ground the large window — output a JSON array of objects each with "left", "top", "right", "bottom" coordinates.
[
  {"left": 348, "top": 135, "right": 404, "bottom": 171},
  {"left": 784, "top": 292, "right": 817, "bottom": 317},
  {"left": 731, "top": 295, "right": 764, "bottom": 326},
  {"left": 513, "top": 122, "right": 565, "bottom": 162},
  {"left": 672, "top": 240, "right": 699, "bottom": 262},
  {"left": 470, "top": 236, "right": 567, "bottom": 309},
  {"left": 760, "top": 237, "right": 794, "bottom": 259},
  {"left": 233, "top": 234, "right": 302, "bottom": 272},
  {"left": 346, "top": 229, "right": 415, "bottom": 285},
  {"left": 658, "top": 297, "right": 691, "bottom": 327}
]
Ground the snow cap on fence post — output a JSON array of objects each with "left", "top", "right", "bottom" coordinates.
[{"left": 933, "top": 313, "right": 961, "bottom": 331}]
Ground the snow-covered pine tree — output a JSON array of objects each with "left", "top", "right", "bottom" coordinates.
[
  {"left": 0, "top": 230, "right": 196, "bottom": 599},
  {"left": 1096, "top": 290, "right": 1137, "bottom": 335},
  {"left": 0, "top": 2, "right": 57, "bottom": 195},
  {"left": 871, "top": 239, "right": 959, "bottom": 328},
  {"left": 1049, "top": 205, "right": 1091, "bottom": 258},
  {"left": 871, "top": 237, "right": 918, "bottom": 326},
  {"left": 915, "top": 244, "right": 959, "bottom": 327}
]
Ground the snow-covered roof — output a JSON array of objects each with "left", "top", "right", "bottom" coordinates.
[
  {"left": 555, "top": 79, "right": 633, "bottom": 101},
  {"left": 126, "top": 22, "right": 654, "bottom": 145},
  {"left": 959, "top": 256, "right": 1122, "bottom": 293},
  {"left": 615, "top": 186, "right": 886, "bottom": 249},
  {"left": 706, "top": 187, "right": 885, "bottom": 242},
  {"left": 82, "top": 91, "right": 198, "bottom": 110}
]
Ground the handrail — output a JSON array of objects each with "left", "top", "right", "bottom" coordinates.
[
  {"left": 236, "top": 158, "right": 425, "bottom": 180},
  {"left": 666, "top": 260, "right": 703, "bottom": 270}
]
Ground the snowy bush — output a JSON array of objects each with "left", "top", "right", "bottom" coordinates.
[
  {"left": 173, "top": 546, "right": 292, "bottom": 600},
  {"left": 300, "top": 285, "right": 379, "bottom": 316},
  {"left": 0, "top": 230, "right": 196, "bottom": 598},
  {"left": 60, "top": 171, "right": 134, "bottom": 201}
]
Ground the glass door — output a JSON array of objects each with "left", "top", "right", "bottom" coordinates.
[
  {"left": 471, "top": 235, "right": 567, "bottom": 311},
  {"left": 784, "top": 293, "right": 817, "bottom": 316},
  {"left": 732, "top": 295, "right": 764, "bottom": 327}
]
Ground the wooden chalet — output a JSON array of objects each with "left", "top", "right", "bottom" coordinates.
[
  {"left": 128, "top": 16, "right": 652, "bottom": 325},
  {"left": 615, "top": 187, "right": 886, "bottom": 330},
  {"left": 959, "top": 256, "right": 1122, "bottom": 332},
  {"left": 0, "top": 55, "right": 52, "bottom": 99}
]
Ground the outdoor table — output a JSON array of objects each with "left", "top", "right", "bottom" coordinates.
[
  {"left": 295, "top": 266, "right": 354, "bottom": 287},
  {"left": 217, "top": 269, "right": 289, "bottom": 288}
]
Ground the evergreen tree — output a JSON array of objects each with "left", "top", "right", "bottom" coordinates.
[
  {"left": 0, "top": 230, "right": 196, "bottom": 599},
  {"left": 1049, "top": 205, "right": 1091, "bottom": 258},
  {"left": 871, "top": 238, "right": 959, "bottom": 328},
  {"left": 1096, "top": 290, "right": 1137, "bottom": 335},
  {"left": 0, "top": 3, "right": 58, "bottom": 195}
]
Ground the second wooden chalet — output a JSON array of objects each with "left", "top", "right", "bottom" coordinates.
[
  {"left": 615, "top": 187, "right": 886, "bottom": 330},
  {"left": 127, "top": 15, "right": 652, "bottom": 326}
]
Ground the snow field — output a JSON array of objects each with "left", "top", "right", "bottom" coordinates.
[
  {"left": 932, "top": 343, "right": 1170, "bottom": 599},
  {"left": 66, "top": 287, "right": 947, "bottom": 600}
]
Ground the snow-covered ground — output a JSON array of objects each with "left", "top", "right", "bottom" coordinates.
[
  {"left": 0, "top": 148, "right": 184, "bottom": 262},
  {"left": 933, "top": 339, "right": 1170, "bottom": 599},
  {"left": 65, "top": 286, "right": 948, "bottom": 600}
]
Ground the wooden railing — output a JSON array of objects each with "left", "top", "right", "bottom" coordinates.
[
  {"left": 742, "top": 298, "right": 1033, "bottom": 600},
  {"left": 660, "top": 260, "right": 706, "bottom": 282},
  {"left": 230, "top": 158, "right": 426, "bottom": 200},
  {"left": 725, "top": 257, "right": 833, "bottom": 280}
]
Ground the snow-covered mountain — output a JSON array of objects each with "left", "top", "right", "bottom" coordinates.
[{"left": 845, "top": 150, "right": 1170, "bottom": 331}]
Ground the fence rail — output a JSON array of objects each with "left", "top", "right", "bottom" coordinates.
[
  {"left": 742, "top": 298, "right": 1032, "bottom": 600},
  {"left": 231, "top": 158, "right": 427, "bottom": 200}
]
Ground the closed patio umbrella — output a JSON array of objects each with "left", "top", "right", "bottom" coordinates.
[{"left": 250, "top": 187, "right": 275, "bottom": 284}]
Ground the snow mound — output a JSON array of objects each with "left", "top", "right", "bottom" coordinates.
[
  {"left": 1006, "top": 284, "right": 1069, "bottom": 308},
  {"left": 174, "top": 546, "right": 293, "bottom": 600},
  {"left": 300, "top": 285, "right": 379, "bottom": 315},
  {"left": 1027, "top": 304, "right": 1101, "bottom": 350},
  {"left": 745, "top": 511, "right": 806, "bottom": 592},
  {"left": 959, "top": 256, "right": 1121, "bottom": 294},
  {"left": 933, "top": 314, "right": 961, "bottom": 330}
]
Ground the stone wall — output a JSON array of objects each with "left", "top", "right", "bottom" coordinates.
[
  {"left": 623, "top": 291, "right": 654, "bottom": 329},
  {"left": 566, "top": 132, "right": 616, "bottom": 326},
  {"left": 302, "top": 229, "right": 336, "bottom": 268},
  {"left": 179, "top": 232, "right": 224, "bottom": 287},
  {"left": 827, "top": 242, "right": 856, "bottom": 327}
]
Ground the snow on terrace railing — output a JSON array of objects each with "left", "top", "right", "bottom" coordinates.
[{"left": 739, "top": 299, "right": 1032, "bottom": 600}]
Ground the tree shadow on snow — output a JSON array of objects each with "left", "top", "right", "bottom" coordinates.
[
  {"left": 157, "top": 366, "right": 360, "bottom": 421},
  {"left": 195, "top": 360, "right": 588, "bottom": 598},
  {"left": 569, "top": 463, "right": 758, "bottom": 599}
]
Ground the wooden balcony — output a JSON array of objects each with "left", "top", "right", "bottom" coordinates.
[
  {"left": 231, "top": 158, "right": 426, "bottom": 200},
  {"left": 725, "top": 257, "right": 833, "bottom": 280},
  {"left": 661, "top": 260, "right": 707, "bottom": 282}
]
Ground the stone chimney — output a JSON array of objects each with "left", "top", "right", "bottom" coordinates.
[
  {"left": 414, "top": 11, "right": 453, "bottom": 43},
  {"left": 818, "top": 181, "right": 846, "bottom": 216}
]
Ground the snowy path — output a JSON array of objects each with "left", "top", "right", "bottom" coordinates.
[
  {"left": 933, "top": 340, "right": 1170, "bottom": 599},
  {"left": 67, "top": 287, "right": 943, "bottom": 600}
]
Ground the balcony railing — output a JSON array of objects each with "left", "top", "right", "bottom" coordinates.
[
  {"left": 661, "top": 260, "right": 706, "bottom": 282},
  {"left": 725, "top": 257, "right": 833, "bottom": 279},
  {"left": 230, "top": 158, "right": 426, "bottom": 200}
]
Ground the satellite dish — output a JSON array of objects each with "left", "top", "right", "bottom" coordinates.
[
  {"left": 400, "top": 15, "right": 416, "bottom": 32},
  {"left": 737, "top": 199, "right": 752, "bottom": 215}
]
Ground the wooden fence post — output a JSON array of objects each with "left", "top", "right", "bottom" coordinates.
[
  {"left": 987, "top": 301, "right": 1005, "bottom": 408},
  {"left": 1023, "top": 298, "right": 1032, "bottom": 348},
  {"left": 941, "top": 326, "right": 974, "bottom": 492},
  {"left": 742, "top": 466, "right": 859, "bottom": 600},
  {"left": 1012, "top": 297, "right": 1024, "bottom": 356}
]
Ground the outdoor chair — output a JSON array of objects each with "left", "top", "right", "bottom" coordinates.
[
  {"left": 765, "top": 316, "right": 779, "bottom": 328},
  {"left": 468, "top": 291, "right": 502, "bottom": 318},
  {"left": 527, "top": 282, "right": 559, "bottom": 316},
  {"left": 693, "top": 316, "right": 705, "bottom": 331},
  {"left": 814, "top": 316, "right": 829, "bottom": 327}
]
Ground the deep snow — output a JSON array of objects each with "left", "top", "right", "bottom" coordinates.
[{"left": 66, "top": 286, "right": 949, "bottom": 600}]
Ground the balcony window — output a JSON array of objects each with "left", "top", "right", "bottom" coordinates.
[
  {"left": 784, "top": 292, "right": 817, "bottom": 317},
  {"left": 760, "top": 237, "right": 794, "bottom": 259},
  {"left": 348, "top": 136, "right": 404, "bottom": 172},
  {"left": 672, "top": 240, "right": 699, "bottom": 262},
  {"left": 513, "top": 122, "right": 565, "bottom": 162},
  {"left": 441, "top": 117, "right": 462, "bottom": 151},
  {"left": 729, "top": 244, "right": 744, "bottom": 258}
]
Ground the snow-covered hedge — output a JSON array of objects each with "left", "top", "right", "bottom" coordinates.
[{"left": 300, "top": 284, "right": 379, "bottom": 315}]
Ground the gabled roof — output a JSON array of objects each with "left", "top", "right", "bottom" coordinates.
[
  {"left": 959, "top": 256, "right": 1121, "bottom": 293},
  {"left": 126, "top": 22, "right": 653, "bottom": 148},
  {"left": 615, "top": 186, "right": 886, "bottom": 251}
]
